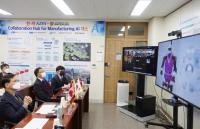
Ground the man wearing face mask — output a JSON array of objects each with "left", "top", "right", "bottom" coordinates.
[
  {"left": 0, "top": 73, "right": 33, "bottom": 124},
  {"left": 51, "top": 65, "right": 72, "bottom": 93},
  {"left": 33, "top": 67, "right": 54, "bottom": 105},
  {"left": 0, "top": 63, "right": 10, "bottom": 84}
]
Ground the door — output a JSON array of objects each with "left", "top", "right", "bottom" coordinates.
[
  {"left": 104, "top": 38, "right": 137, "bottom": 103},
  {"left": 104, "top": 39, "right": 123, "bottom": 103},
  {"left": 104, "top": 22, "right": 148, "bottom": 103}
]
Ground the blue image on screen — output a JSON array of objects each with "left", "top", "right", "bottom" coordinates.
[
  {"left": 156, "top": 34, "right": 200, "bottom": 108},
  {"left": 156, "top": 40, "right": 177, "bottom": 92},
  {"left": 45, "top": 72, "right": 56, "bottom": 82}
]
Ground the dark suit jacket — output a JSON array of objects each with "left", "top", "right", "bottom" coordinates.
[
  {"left": 51, "top": 74, "right": 71, "bottom": 93},
  {"left": 0, "top": 73, "right": 4, "bottom": 86},
  {"left": 33, "top": 78, "right": 53, "bottom": 102},
  {"left": 0, "top": 91, "right": 33, "bottom": 123}
]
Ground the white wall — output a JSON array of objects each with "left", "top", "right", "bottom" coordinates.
[
  {"left": 0, "top": 20, "right": 105, "bottom": 104},
  {"left": 147, "top": 0, "right": 200, "bottom": 128},
  {"left": 90, "top": 36, "right": 105, "bottom": 103}
]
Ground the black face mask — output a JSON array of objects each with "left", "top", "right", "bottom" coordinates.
[{"left": 60, "top": 70, "right": 65, "bottom": 76}]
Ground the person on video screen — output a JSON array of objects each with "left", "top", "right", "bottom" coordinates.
[{"left": 160, "top": 45, "right": 177, "bottom": 92}]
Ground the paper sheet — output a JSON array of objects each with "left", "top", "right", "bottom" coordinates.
[
  {"left": 36, "top": 104, "right": 56, "bottom": 114},
  {"left": 96, "top": 51, "right": 103, "bottom": 62},
  {"left": 22, "top": 118, "right": 49, "bottom": 129},
  {"left": 116, "top": 52, "right": 122, "bottom": 61}
]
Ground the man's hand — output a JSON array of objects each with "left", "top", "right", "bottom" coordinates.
[{"left": 23, "top": 96, "right": 32, "bottom": 106}]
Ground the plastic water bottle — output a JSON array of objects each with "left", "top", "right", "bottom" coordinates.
[
  {"left": 67, "top": 105, "right": 73, "bottom": 115},
  {"left": 56, "top": 105, "right": 63, "bottom": 126}
]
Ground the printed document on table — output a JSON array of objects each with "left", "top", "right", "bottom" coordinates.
[
  {"left": 36, "top": 104, "right": 56, "bottom": 114},
  {"left": 22, "top": 118, "right": 49, "bottom": 129}
]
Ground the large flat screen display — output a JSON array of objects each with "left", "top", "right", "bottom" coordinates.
[
  {"left": 156, "top": 34, "right": 200, "bottom": 108},
  {"left": 122, "top": 46, "right": 158, "bottom": 76}
]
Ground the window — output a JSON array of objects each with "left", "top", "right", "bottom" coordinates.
[
  {"left": 107, "top": 24, "right": 125, "bottom": 37},
  {"left": 127, "top": 25, "right": 144, "bottom": 36}
]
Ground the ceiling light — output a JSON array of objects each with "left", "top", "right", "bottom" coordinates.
[
  {"left": 50, "top": 0, "right": 74, "bottom": 15},
  {"left": 131, "top": 0, "right": 152, "bottom": 16},
  {"left": 121, "top": 26, "right": 125, "bottom": 32},
  {"left": 0, "top": 9, "right": 12, "bottom": 15},
  {"left": 118, "top": 33, "right": 124, "bottom": 36}
]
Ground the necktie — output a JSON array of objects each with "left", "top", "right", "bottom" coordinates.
[
  {"left": 42, "top": 80, "right": 53, "bottom": 97},
  {"left": 15, "top": 95, "right": 23, "bottom": 105}
]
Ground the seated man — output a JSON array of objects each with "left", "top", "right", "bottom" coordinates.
[
  {"left": 0, "top": 73, "right": 33, "bottom": 123},
  {"left": 0, "top": 63, "right": 10, "bottom": 84},
  {"left": 33, "top": 67, "right": 54, "bottom": 104},
  {"left": 51, "top": 65, "right": 72, "bottom": 93}
]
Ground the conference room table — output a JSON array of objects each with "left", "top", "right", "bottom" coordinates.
[
  {"left": 12, "top": 102, "right": 79, "bottom": 129},
  {"left": 17, "top": 85, "right": 89, "bottom": 129},
  {"left": 52, "top": 86, "right": 89, "bottom": 129},
  {"left": 1, "top": 84, "right": 89, "bottom": 129}
]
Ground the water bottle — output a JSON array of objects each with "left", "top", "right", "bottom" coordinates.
[
  {"left": 56, "top": 105, "right": 63, "bottom": 126},
  {"left": 67, "top": 105, "right": 73, "bottom": 115}
]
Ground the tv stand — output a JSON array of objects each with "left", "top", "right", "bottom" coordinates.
[
  {"left": 145, "top": 96, "right": 184, "bottom": 129},
  {"left": 119, "top": 74, "right": 156, "bottom": 122},
  {"left": 187, "top": 104, "right": 193, "bottom": 129},
  {"left": 119, "top": 104, "right": 156, "bottom": 122}
]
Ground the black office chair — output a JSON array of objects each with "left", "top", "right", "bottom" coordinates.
[{"left": 31, "top": 90, "right": 45, "bottom": 108}]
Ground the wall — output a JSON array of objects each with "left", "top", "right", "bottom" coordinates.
[
  {"left": 90, "top": 36, "right": 105, "bottom": 103},
  {"left": 0, "top": 20, "right": 105, "bottom": 103},
  {"left": 147, "top": 0, "right": 200, "bottom": 128}
]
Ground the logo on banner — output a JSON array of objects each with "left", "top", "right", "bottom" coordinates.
[
  {"left": 91, "top": 21, "right": 105, "bottom": 36},
  {"left": 0, "top": 20, "right": 8, "bottom": 35}
]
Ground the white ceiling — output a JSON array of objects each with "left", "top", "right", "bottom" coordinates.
[{"left": 0, "top": 0, "right": 191, "bottom": 21}]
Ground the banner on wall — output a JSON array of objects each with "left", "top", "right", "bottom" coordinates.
[
  {"left": 6, "top": 36, "right": 32, "bottom": 64},
  {"left": 0, "top": 20, "right": 105, "bottom": 85},
  {"left": 0, "top": 20, "right": 105, "bottom": 36},
  {"left": 63, "top": 42, "right": 91, "bottom": 61},
  {"left": 35, "top": 37, "right": 61, "bottom": 69},
  {"left": 4, "top": 36, "right": 33, "bottom": 85},
  {"left": 64, "top": 64, "right": 91, "bottom": 84},
  {"left": 9, "top": 64, "right": 32, "bottom": 85}
]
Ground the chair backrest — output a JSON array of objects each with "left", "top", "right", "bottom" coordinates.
[
  {"left": 32, "top": 89, "right": 44, "bottom": 107},
  {"left": 18, "top": 85, "right": 34, "bottom": 99}
]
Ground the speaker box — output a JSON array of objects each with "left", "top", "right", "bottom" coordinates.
[{"left": 136, "top": 95, "right": 156, "bottom": 117}]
